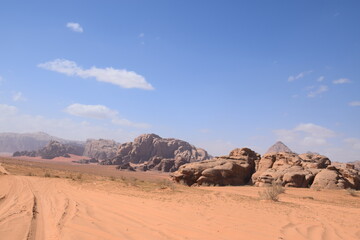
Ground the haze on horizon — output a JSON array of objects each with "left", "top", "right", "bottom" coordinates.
[{"left": 0, "top": 1, "right": 359, "bottom": 162}]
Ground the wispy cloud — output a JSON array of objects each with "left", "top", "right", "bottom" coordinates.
[
  {"left": 12, "top": 92, "right": 26, "bottom": 102},
  {"left": 317, "top": 76, "right": 325, "bottom": 82},
  {"left": 0, "top": 103, "right": 18, "bottom": 115},
  {"left": 38, "top": 59, "right": 154, "bottom": 90},
  {"left": 64, "top": 103, "right": 150, "bottom": 129},
  {"left": 0, "top": 104, "right": 137, "bottom": 142},
  {"left": 307, "top": 85, "right": 328, "bottom": 98},
  {"left": 288, "top": 70, "right": 312, "bottom": 82},
  {"left": 139, "top": 33, "right": 144, "bottom": 38},
  {"left": 333, "top": 78, "right": 351, "bottom": 84},
  {"left": 349, "top": 101, "right": 360, "bottom": 107},
  {"left": 65, "top": 103, "right": 117, "bottom": 119},
  {"left": 274, "top": 123, "right": 336, "bottom": 147},
  {"left": 66, "top": 22, "right": 83, "bottom": 33}
]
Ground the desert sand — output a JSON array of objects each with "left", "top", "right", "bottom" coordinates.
[{"left": 0, "top": 158, "right": 359, "bottom": 240}]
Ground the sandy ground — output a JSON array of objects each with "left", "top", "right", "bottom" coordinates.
[{"left": 0, "top": 158, "right": 360, "bottom": 240}]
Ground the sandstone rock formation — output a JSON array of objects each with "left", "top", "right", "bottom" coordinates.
[
  {"left": 171, "top": 148, "right": 260, "bottom": 186},
  {"left": 102, "top": 134, "right": 210, "bottom": 172},
  {"left": 252, "top": 152, "right": 330, "bottom": 187},
  {"left": 265, "top": 141, "right": 293, "bottom": 154},
  {"left": 311, "top": 165, "right": 360, "bottom": 190},
  {"left": 83, "top": 139, "right": 119, "bottom": 161},
  {"left": 38, "top": 140, "right": 84, "bottom": 159},
  {"left": 13, "top": 140, "right": 84, "bottom": 159}
]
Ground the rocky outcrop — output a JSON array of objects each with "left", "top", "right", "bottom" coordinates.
[
  {"left": 116, "top": 163, "right": 135, "bottom": 171},
  {"left": 13, "top": 150, "right": 37, "bottom": 157},
  {"left": 171, "top": 148, "right": 260, "bottom": 186},
  {"left": 311, "top": 165, "right": 360, "bottom": 190},
  {"left": 83, "top": 139, "right": 119, "bottom": 161},
  {"left": 265, "top": 141, "right": 293, "bottom": 154},
  {"left": 103, "top": 134, "right": 210, "bottom": 172},
  {"left": 38, "top": 141, "right": 84, "bottom": 159},
  {"left": 252, "top": 152, "right": 330, "bottom": 187}
]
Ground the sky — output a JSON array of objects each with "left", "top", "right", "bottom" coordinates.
[{"left": 0, "top": 0, "right": 359, "bottom": 162}]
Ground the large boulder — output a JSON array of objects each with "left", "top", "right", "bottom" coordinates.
[
  {"left": 311, "top": 166, "right": 350, "bottom": 189},
  {"left": 171, "top": 148, "right": 260, "bottom": 186},
  {"left": 83, "top": 139, "right": 119, "bottom": 161},
  {"left": 103, "top": 134, "right": 210, "bottom": 172}
]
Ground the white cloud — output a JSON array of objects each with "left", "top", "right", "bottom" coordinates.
[
  {"left": 307, "top": 85, "right": 328, "bottom": 98},
  {"left": 12, "top": 92, "right": 26, "bottom": 102},
  {"left": 0, "top": 104, "right": 18, "bottom": 115},
  {"left": 139, "top": 33, "right": 144, "bottom": 38},
  {"left": 66, "top": 22, "right": 83, "bottom": 33},
  {"left": 38, "top": 59, "right": 154, "bottom": 90},
  {"left": 333, "top": 78, "right": 351, "bottom": 84},
  {"left": 349, "top": 101, "right": 360, "bottom": 107},
  {"left": 294, "top": 123, "right": 336, "bottom": 138},
  {"left": 274, "top": 123, "right": 336, "bottom": 149},
  {"left": 317, "top": 76, "right": 325, "bottom": 82},
  {"left": 288, "top": 70, "right": 312, "bottom": 82},
  {"left": 0, "top": 105, "right": 143, "bottom": 142},
  {"left": 65, "top": 103, "right": 117, "bottom": 119},
  {"left": 64, "top": 103, "right": 150, "bottom": 129},
  {"left": 344, "top": 138, "right": 360, "bottom": 150},
  {"left": 272, "top": 123, "right": 360, "bottom": 162}
]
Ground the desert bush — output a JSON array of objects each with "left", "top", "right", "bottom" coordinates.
[
  {"left": 158, "top": 179, "right": 176, "bottom": 190},
  {"left": 109, "top": 176, "right": 116, "bottom": 181},
  {"left": 44, "top": 172, "right": 51, "bottom": 178},
  {"left": 347, "top": 188, "right": 357, "bottom": 197},
  {"left": 27, "top": 172, "right": 34, "bottom": 176},
  {"left": 258, "top": 182, "right": 284, "bottom": 201},
  {"left": 77, "top": 173, "right": 83, "bottom": 180}
]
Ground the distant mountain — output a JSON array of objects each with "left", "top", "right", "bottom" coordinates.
[
  {"left": 266, "top": 141, "right": 293, "bottom": 154},
  {"left": 0, "top": 132, "right": 82, "bottom": 153}
]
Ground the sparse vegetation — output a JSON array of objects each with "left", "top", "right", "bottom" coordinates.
[
  {"left": 109, "top": 176, "right": 116, "bottom": 181},
  {"left": 347, "top": 188, "right": 358, "bottom": 197},
  {"left": 76, "top": 173, "right": 83, "bottom": 180},
  {"left": 158, "top": 179, "right": 176, "bottom": 191},
  {"left": 258, "top": 182, "right": 285, "bottom": 201},
  {"left": 44, "top": 172, "right": 51, "bottom": 178},
  {"left": 27, "top": 172, "right": 34, "bottom": 176}
]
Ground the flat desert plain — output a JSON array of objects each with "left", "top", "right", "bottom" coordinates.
[{"left": 0, "top": 157, "right": 359, "bottom": 240}]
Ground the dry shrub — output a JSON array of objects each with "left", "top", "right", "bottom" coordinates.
[
  {"left": 258, "top": 182, "right": 285, "bottom": 201},
  {"left": 158, "top": 179, "right": 176, "bottom": 191},
  {"left": 44, "top": 172, "right": 51, "bottom": 178},
  {"left": 347, "top": 188, "right": 357, "bottom": 197}
]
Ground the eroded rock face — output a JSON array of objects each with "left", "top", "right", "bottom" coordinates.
[
  {"left": 171, "top": 148, "right": 260, "bottom": 186},
  {"left": 311, "top": 165, "right": 360, "bottom": 190},
  {"left": 103, "top": 134, "right": 210, "bottom": 172},
  {"left": 38, "top": 140, "right": 84, "bottom": 159},
  {"left": 83, "top": 139, "right": 119, "bottom": 161},
  {"left": 252, "top": 152, "right": 328, "bottom": 188}
]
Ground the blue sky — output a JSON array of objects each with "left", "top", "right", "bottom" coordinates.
[{"left": 0, "top": 0, "right": 359, "bottom": 161}]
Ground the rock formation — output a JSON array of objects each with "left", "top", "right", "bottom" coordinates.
[
  {"left": 38, "top": 140, "right": 84, "bottom": 159},
  {"left": 265, "top": 141, "right": 293, "bottom": 154},
  {"left": 171, "top": 148, "right": 260, "bottom": 186},
  {"left": 83, "top": 139, "right": 119, "bottom": 161},
  {"left": 252, "top": 152, "right": 330, "bottom": 187},
  {"left": 102, "top": 134, "right": 210, "bottom": 172},
  {"left": 13, "top": 140, "right": 85, "bottom": 159}
]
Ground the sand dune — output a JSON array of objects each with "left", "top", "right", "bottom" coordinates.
[{"left": 0, "top": 161, "right": 360, "bottom": 240}]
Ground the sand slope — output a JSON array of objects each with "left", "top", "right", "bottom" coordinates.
[{"left": 0, "top": 169, "right": 360, "bottom": 240}]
